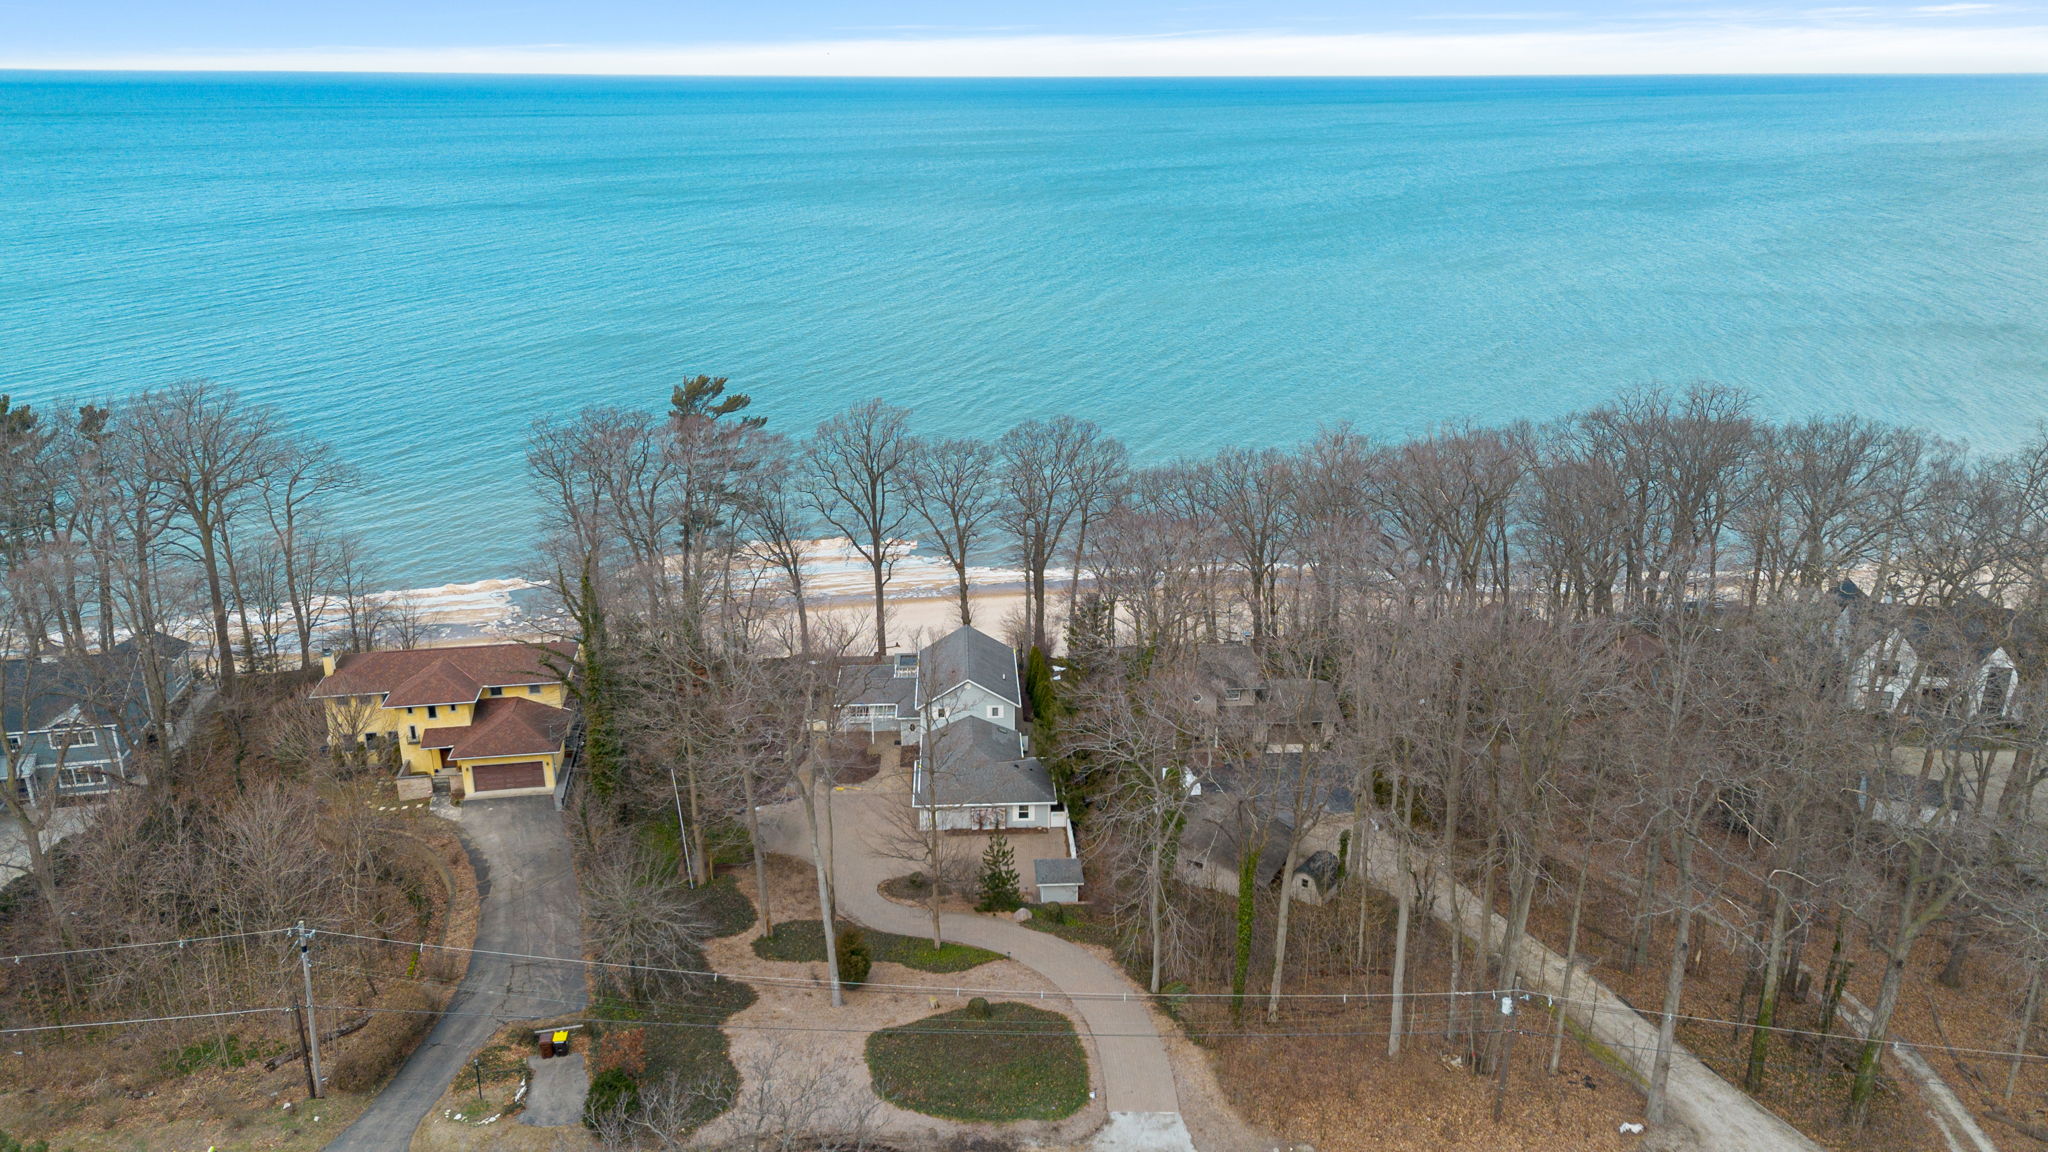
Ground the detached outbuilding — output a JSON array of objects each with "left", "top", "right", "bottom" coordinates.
[{"left": 1033, "top": 857, "right": 1084, "bottom": 904}]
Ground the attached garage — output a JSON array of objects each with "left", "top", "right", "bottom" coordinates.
[{"left": 470, "top": 760, "right": 547, "bottom": 792}]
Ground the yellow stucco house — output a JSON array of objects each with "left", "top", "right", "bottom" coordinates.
[{"left": 311, "top": 641, "right": 579, "bottom": 799}]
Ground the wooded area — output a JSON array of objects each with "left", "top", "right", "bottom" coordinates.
[{"left": 534, "top": 378, "right": 2048, "bottom": 1147}]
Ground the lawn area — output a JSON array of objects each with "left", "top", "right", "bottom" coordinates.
[
  {"left": 687, "top": 874, "right": 759, "bottom": 940},
  {"left": 1019, "top": 902, "right": 1119, "bottom": 951},
  {"left": 752, "top": 920, "right": 1001, "bottom": 973},
  {"left": 866, "top": 1001, "right": 1090, "bottom": 1122}
]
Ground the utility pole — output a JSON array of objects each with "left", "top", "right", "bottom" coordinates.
[
  {"left": 293, "top": 921, "right": 325, "bottom": 1098},
  {"left": 668, "top": 763, "right": 697, "bottom": 888}
]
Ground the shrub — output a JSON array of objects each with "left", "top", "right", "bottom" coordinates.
[
  {"left": 328, "top": 986, "right": 436, "bottom": 1093},
  {"left": 837, "top": 927, "right": 872, "bottom": 987},
  {"left": 1040, "top": 902, "right": 1067, "bottom": 924},
  {"left": 967, "top": 996, "right": 991, "bottom": 1019},
  {"left": 584, "top": 1066, "right": 641, "bottom": 1129}
]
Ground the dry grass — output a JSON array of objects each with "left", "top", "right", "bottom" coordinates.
[{"left": 0, "top": 800, "right": 481, "bottom": 1152}]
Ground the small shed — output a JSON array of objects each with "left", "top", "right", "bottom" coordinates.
[
  {"left": 1033, "top": 857, "right": 1084, "bottom": 904},
  {"left": 1291, "top": 850, "right": 1342, "bottom": 905}
]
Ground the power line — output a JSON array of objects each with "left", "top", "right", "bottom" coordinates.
[
  {"left": 0, "top": 928, "right": 287, "bottom": 966},
  {"left": 0, "top": 1006, "right": 284, "bottom": 1037},
  {"left": 319, "top": 929, "right": 1507, "bottom": 1002}
]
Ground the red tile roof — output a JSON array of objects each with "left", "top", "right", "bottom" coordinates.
[
  {"left": 311, "top": 642, "right": 577, "bottom": 707},
  {"left": 418, "top": 697, "right": 573, "bottom": 761}
]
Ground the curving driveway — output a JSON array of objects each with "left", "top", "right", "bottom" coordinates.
[
  {"left": 758, "top": 765, "right": 1195, "bottom": 1151},
  {"left": 325, "top": 796, "right": 586, "bottom": 1151}
]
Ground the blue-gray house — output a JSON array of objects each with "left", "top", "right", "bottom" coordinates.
[{"left": 1, "top": 633, "right": 194, "bottom": 803}]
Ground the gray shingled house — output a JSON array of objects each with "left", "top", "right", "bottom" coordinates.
[
  {"left": 911, "top": 715, "right": 1066, "bottom": 832},
  {"left": 835, "top": 625, "right": 1023, "bottom": 742},
  {"left": 2, "top": 633, "right": 195, "bottom": 803}
]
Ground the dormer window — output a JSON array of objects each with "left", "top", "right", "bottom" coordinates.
[
  {"left": 490, "top": 686, "right": 505, "bottom": 696},
  {"left": 53, "top": 726, "right": 97, "bottom": 749}
]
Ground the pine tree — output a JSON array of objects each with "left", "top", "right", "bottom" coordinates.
[
  {"left": 977, "top": 834, "right": 1023, "bottom": 912},
  {"left": 1024, "top": 645, "right": 1057, "bottom": 723}
]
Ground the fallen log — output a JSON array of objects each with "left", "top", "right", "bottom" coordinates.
[{"left": 263, "top": 1016, "right": 371, "bottom": 1071}]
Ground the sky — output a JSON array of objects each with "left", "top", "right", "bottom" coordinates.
[{"left": 2, "top": 0, "right": 2046, "bottom": 75}]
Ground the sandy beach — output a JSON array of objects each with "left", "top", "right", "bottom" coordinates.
[{"left": 391, "top": 538, "right": 1062, "bottom": 655}]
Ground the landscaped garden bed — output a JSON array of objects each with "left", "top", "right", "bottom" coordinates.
[{"left": 865, "top": 1001, "right": 1089, "bottom": 1122}]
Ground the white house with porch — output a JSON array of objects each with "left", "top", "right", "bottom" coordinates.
[{"left": 835, "top": 625, "right": 1025, "bottom": 743}]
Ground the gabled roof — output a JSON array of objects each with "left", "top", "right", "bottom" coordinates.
[
  {"left": 1, "top": 644, "right": 173, "bottom": 736},
  {"left": 914, "top": 716, "right": 1054, "bottom": 806},
  {"left": 1179, "top": 792, "right": 1289, "bottom": 884},
  {"left": 418, "top": 697, "right": 573, "bottom": 761},
  {"left": 1193, "top": 644, "right": 1265, "bottom": 693},
  {"left": 917, "top": 627, "right": 1021, "bottom": 709},
  {"left": 114, "top": 631, "right": 192, "bottom": 659},
  {"left": 1864, "top": 596, "right": 2029, "bottom": 671},
  {"left": 312, "top": 642, "right": 577, "bottom": 706}
]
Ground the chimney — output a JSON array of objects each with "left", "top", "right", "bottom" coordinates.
[{"left": 320, "top": 649, "right": 336, "bottom": 678}]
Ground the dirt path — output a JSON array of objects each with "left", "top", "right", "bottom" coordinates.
[
  {"left": 758, "top": 775, "right": 1195, "bottom": 1151},
  {"left": 1353, "top": 828, "right": 1821, "bottom": 1152}
]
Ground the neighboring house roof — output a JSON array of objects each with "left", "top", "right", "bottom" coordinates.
[
  {"left": 836, "top": 662, "right": 918, "bottom": 714},
  {"left": 418, "top": 697, "right": 574, "bottom": 761},
  {"left": 1179, "top": 792, "right": 1289, "bottom": 885},
  {"left": 1, "top": 641, "right": 183, "bottom": 737},
  {"left": 1180, "top": 791, "right": 1342, "bottom": 890},
  {"left": 114, "top": 631, "right": 193, "bottom": 659},
  {"left": 914, "top": 716, "right": 1054, "bottom": 806},
  {"left": 917, "top": 627, "right": 1021, "bottom": 709},
  {"left": 1194, "top": 644, "right": 1265, "bottom": 695},
  {"left": 1263, "top": 678, "right": 1339, "bottom": 725},
  {"left": 1033, "top": 857, "right": 1083, "bottom": 887},
  {"left": 311, "top": 642, "right": 578, "bottom": 705}
]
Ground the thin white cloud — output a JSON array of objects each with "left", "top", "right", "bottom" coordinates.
[
  {"left": 1912, "top": 3, "right": 1999, "bottom": 11},
  {"left": 9, "top": 24, "right": 2048, "bottom": 75},
  {"left": 1412, "top": 11, "right": 1585, "bottom": 20}
]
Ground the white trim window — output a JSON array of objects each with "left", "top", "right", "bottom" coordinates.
[
  {"left": 53, "top": 726, "right": 98, "bottom": 749},
  {"left": 987, "top": 705, "right": 1004, "bottom": 719},
  {"left": 1015, "top": 804, "right": 1032, "bottom": 822}
]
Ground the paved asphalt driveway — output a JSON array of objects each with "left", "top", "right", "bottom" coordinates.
[
  {"left": 759, "top": 767, "right": 1195, "bottom": 1151},
  {"left": 325, "top": 796, "right": 586, "bottom": 1150}
]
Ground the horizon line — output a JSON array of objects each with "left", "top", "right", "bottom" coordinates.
[
  {"left": 9, "top": 26, "right": 2048, "bottom": 78},
  {"left": 7, "top": 67, "right": 2048, "bottom": 78}
]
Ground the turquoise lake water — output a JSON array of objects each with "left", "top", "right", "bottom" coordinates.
[{"left": 4, "top": 74, "right": 2047, "bottom": 585}]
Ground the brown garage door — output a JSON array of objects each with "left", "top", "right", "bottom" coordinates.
[{"left": 471, "top": 761, "right": 546, "bottom": 792}]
